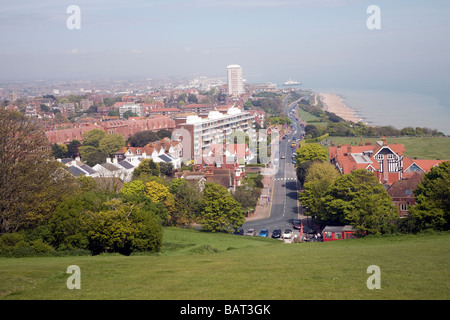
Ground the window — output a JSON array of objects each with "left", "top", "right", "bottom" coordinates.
[
  {"left": 335, "top": 233, "right": 342, "bottom": 239},
  {"left": 324, "top": 231, "right": 333, "bottom": 239},
  {"left": 405, "top": 189, "right": 412, "bottom": 195},
  {"left": 400, "top": 204, "right": 408, "bottom": 211}
]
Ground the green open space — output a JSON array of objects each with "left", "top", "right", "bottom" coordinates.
[
  {"left": 326, "top": 136, "right": 450, "bottom": 160},
  {"left": 1, "top": 228, "right": 449, "bottom": 300}
]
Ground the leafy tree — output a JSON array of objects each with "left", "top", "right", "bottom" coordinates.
[
  {"left": 197, "top": 183, "right": 244, "bottom": 232},
  {"left": 123, "top": 110, "right": 138, "bottom": 119},
  {"left": 86, "top": 199, "right": 162, "bottom": 255},
  {"left": 159, "top": 162, "right": 174, "bottom": 177},
  {"left": 82, "top": 129, "right": 106, "bottom": 148},
  {"left": 98, "top": 133, "right": 125, "bottom": 156},
  {"left": 121, "top": 180, "right": 146, "bottom": 197},
  {"left": 322, "top": 170, "right": 397, "bottom": 235},
  {"left": 407, "top": 161, "right": 450, "bottom": 231},
  {"left": 295, "top": 143, "right": 328, "bottom": 165},
  {"left": 299, "top": 161, "right": 339, "bottom": 218},
  {"left": 145, "top": 180, "right": 175, "bottom": 223},
  {"left": 67, "top": 139, "right": 81, "bottom": 158},
  {"left": 133, "top": 158, "right": 160, "bottom": 179},
  {"left": 0, "top": 109, "right": 77, "bottom": 234},
  {"left": 296, "top": 160, "right": 314, "bottom": 186},
  {"left": 128, "top": 130, "right": 160, "bottom": 147},
  {"left": 169, "top": 179, "right": 202, "bottom": 226},
  {"left": 78, "top": 145, "right": 108, "bottom": 167},
  {"left": 52, "top": 143, "right": 68, "bottom": 159}
]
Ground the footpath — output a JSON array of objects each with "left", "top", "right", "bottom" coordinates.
[{"left": 245, "top": 173, "right": 274, "bottom": 222}]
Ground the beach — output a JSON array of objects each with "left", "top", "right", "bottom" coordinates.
[{"left": 318, "top": 92, "right": 362, "bottom": 123}]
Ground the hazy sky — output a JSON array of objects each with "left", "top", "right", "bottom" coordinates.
[{"left": 1, "top": 0, "right": 450, "bottom": 92}]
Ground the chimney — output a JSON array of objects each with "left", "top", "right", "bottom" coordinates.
[
  {"left": 347, "top": 145, "right": 352, "bottom": 154},
  {"left": 382, "top": 136, "right": 387, "bottom": 146}
]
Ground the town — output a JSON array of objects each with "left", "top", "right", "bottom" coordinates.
[{"left": 1, "top": 64, "right": 449, "bottom": 256}]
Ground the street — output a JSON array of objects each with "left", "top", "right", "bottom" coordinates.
[{"left": 243, "top": 96, "right": 314, "bottom": 241}]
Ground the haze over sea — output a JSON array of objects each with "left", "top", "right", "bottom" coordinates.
[
  {"left": 248, "top": 73, "right": 450, "bottom": 136},
  {"left": 310, "top": 87, "right": 450, "bottom": 136}
]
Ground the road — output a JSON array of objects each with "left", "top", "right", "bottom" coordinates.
[{"left": 243, "top": 96, "right": 312, "bottom": 240}]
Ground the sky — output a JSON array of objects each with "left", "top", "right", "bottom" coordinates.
[{"left": 1, "top": 0, "right": 450, "bottom": 93}]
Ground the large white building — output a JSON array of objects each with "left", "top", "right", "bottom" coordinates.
[
  {"left": 227, "top": 64, "right": 244, "bottom": 96},
  {"left": 174, "top": 107, "right": 256, "bottom": 163}
]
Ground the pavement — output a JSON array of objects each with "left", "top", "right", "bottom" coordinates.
[{"left": 245, "top": 173, "right": 274, "bottom": 222}]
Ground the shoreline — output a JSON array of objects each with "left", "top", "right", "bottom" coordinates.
[{"left": 318, "top": 92, "right": 363, "bottom": 123}]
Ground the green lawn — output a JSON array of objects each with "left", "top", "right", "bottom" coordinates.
[
  {"left": 327, "top": 136, "right": 450, "bottom": 160},
  {"left": 1, "top": 228, "right": 449, "bottom": 300}
]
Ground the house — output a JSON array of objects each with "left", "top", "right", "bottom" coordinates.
[
  {"left": 387, "top": 172, "right": 423, "bottom": 217},
  {"left": 116, "top": 138, "right": 182, "bottom": 170},
  {"left": 329, "top": 137, "right": 448, "bottom": 188},
  {"left": 58, "top": 157, "right": 98, "bottom": 177},
  {"left": 329, "top": 137, "right": 405, "bottom": 186},
  {"left": 322, "top": 225, "right": 356, "bottom": 242},
  {"left": 92, "top": 158, "right": 135, "bottom": 182}
]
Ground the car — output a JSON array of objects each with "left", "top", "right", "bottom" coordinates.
[
  {"left": 282, "top": 229, "right": 293, "bottom": 239},
  {"left": 271, "top": 229, "right": 282, "bottom": 238},
  {"left": 281, "top": 155, "right": 285, "bottom": 159},
  {"left": 259, "top": 229, "right": 269, "bottom": 237},
  {"left": 292, "top": 159, "right": 297, "bottom": 164},
  {"left": 245, "top": 229, "right": 256, "bottom": 236},
  {"left": 233, "top": 228, "right": 244, "bottom": 236},
  {"left": 293, "top": 220, "right": 302, "bottom": 230}
]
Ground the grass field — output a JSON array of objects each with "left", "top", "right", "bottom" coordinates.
[
  {"left": 327, "top": 136, "right": 450, "bottom": 160},
  {"left": 1, "top": 228, "right": 449, "bottom": 300}
]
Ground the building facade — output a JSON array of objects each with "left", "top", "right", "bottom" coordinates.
[
  {"left": 227, "top": 64, "right": 244, "bottom": 97},
  {"left": 173, "top": 107, "right": 255, "bottom": 163}
]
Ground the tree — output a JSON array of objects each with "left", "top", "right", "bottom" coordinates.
[
  {"left": 133, "top": 158, "right": 160, "bottom": 179},
  {"left": 322, "top": 170, "right": 397, "bottom": 235},
  {"left": 169, "top": 179, "right": 202, "bottom": 226},
  {"left": 82, "top": 129, "right": 106, "bottom": 148},
  {"left": 407, "top": 161, "right": 450, "bottom": 231},
  {"left": 128, "top": 130, "right": 160, "bottom": 147},
  {"left": 0, "top": 109, "right": 76, "bottom": 233},
  {"left": 299, "top": 161, "right": 339, "bottom": 218},
  {"left": 98, "top": 133, "right": 125, "bottom": 156},
  {"left": 197, "top": 183, "right": 244, "bottom": 232},
  {"left": 145, "top": 180, "right": 175, "bottom": 223},
  {"left": 123, "top": 110, "right": 138, "bottom": 119},
  {"left": 295, "top": 143, "right": 328, "bottom": 165},
  {"left": 86, "top": 199, "right": 162, "bottom": 255},
  {"left": 67, "top": 139, "right": 81, "bottom": 158},
  {"left": 52, "top": 143, "right": 68, "bottom": 159}
]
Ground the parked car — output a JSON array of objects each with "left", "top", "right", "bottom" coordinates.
[
  {"left": 271, "top": 229, "right": 282, "bottom": 239},
  {"left": 245, "top": 229, "right": 256, "bottom": 236},
  {"left": 293, "top": 220, "right": 302, "bottom": 230},
  {"left": 259, "top": 229, "right": 269, "bottom": 237},
  {"left": 282, "top": 229, "right": 293, "bottom": 239},
  {"left": 233, "top": 228, "right": 244, "bottom": 235}
]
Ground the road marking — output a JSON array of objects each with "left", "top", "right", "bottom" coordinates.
[{"left": 275, "top": 178, "right": 297, "bottom": 181}]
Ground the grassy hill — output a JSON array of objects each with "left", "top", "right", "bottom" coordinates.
[{"left": 1, "top": 228, "right": 449, "bottom": 300}]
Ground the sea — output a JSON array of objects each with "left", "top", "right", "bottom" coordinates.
[
  {"left": 305, "top": 87, "right": 450, "bottom": 136},
  {"left": 245, "top": 73, "right": 450, "bottom": 135}
]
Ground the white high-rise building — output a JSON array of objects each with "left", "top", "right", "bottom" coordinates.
[{"left": 227, "top": 64, "right": 244, "bottom": 96}]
